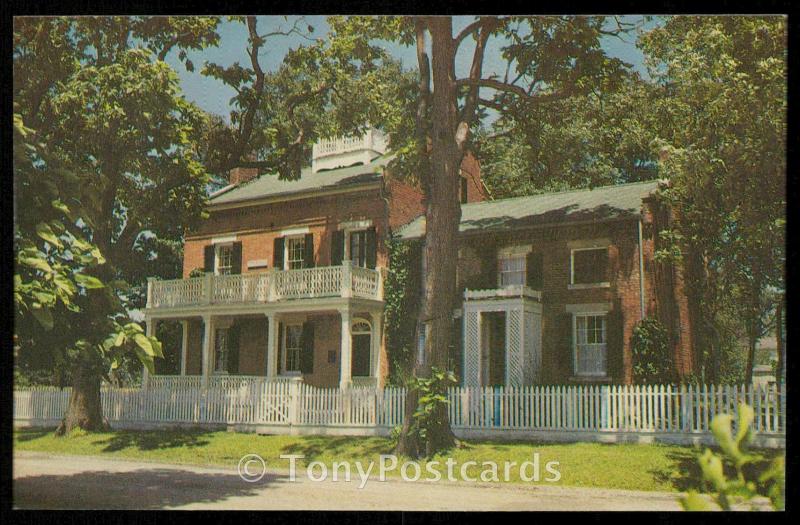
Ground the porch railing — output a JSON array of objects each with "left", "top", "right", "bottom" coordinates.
[{"left": 147, "top": 263, "right": 383, "bottom": 309}]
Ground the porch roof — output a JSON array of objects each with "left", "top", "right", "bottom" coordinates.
[
  {"left": 396, "top": 180, "right": 662, "bottom": 240},
  {"left": 210, "top": 154, "right": 394, "bottom": 206}
]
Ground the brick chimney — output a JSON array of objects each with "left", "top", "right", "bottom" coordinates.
[{"left": 229, "top": 166, "right": 259, "bottom": 185}]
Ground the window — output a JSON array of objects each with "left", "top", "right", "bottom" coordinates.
[
  {"left": 499, "top": 255, "right": 526, "bottom": 287},
  {"left": 571, "top": 247, "right": 608, "bottom": 285},
  {"left": 286, "top": 236, "right": 306, "bottom": 270},
  {"left": 214, "top": 328, "right": 229, "bottom": 373},
  {"left": 283, "top": 324, "right": 303, "bottom": 373},
  {"left": 348, "top": 230, "right": 368, "bottom": 268},
  {"left": 574, "top": 314, "right": 607, "bottom": 376},
  {"left": 216, "top": 245, "right": 233, "bottom": 275}
]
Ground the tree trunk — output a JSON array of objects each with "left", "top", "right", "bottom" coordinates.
[
  {"left": 395, "top": 17, "right": 460, "bottom": 457},
  {"left": 744, "top": 331, "right": 757, "bottom": 386},
  {"left": 56, "top": 359, "right": 108, "bottom": 435},
  {"left": 775, "top": 299, "right": 784, "bottom": 389}
]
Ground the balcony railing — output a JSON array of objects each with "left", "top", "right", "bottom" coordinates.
[
  {"left": 147, "top": 263, "right": 383, "bottom": 309},
  {"left": 463, "top": 285, "right": 542, "bottom": 301}
]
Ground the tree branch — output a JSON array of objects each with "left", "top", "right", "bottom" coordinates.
[
  {"left": 453, "top": 19, "right": 484, "bottom": 49},
  {"left": 457, "top": 19, "right": 497, "bottom": 149},
  {"left": 414, "top": 17, "right": 432, "bottom": 192}
]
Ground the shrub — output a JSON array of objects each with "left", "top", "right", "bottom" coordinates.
[{"left": 631, "top": 318, "right": 674, "bottom": 384}]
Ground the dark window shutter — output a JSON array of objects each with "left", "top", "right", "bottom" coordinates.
[
  {"left": 203, "top": 245, "right": 215, "bottom": 273},
  {"left": 526, "top": 252, "right": 543, "bottom": 289},
  {"left": 331, "top": 230, "right": 345, "bottom": 266},
  {"left": 607, "top": 302, "right": 624, "bottom": 381},
  {"left": 273, "top": 237, "right": 284, "bottom": 270},
  {"left": 304, "top": 233, "right": 315, "bottom": 268},
  {"left": 460, "top": 177, "right": 468, "bottom": 203},
  {"left": 366, "top": 227, "right": 377, "bottom": 269},
  {"left": 228, "top": 324, "right": 240, "bottom": 374},
  {"left": 277, "top": 322, "right": 284, "bottom": 373},
  {"left": 231, "top": 242, "right": 243, "bottom": 275},
  {"left": 484, "top": 251, "right": 497, "bottom": 288},
  {"left": 559, "top": 313, "right": 574, "bottom": 379},
  {"left": 300, "top": 321, "right": 315, "bottom": 374}
]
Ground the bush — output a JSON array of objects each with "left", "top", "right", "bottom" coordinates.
[{"left": 631, "top": 318, "right": 674, "bottom": 384}]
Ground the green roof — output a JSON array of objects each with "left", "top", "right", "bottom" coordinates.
[
  {"left": 210, "top": 154, "right": 393, "bottom": 206},
  {"left": 397, "top": 180, "right": 661, "bottom": 240}
]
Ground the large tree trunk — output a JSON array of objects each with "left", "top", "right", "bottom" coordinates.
[
  {"left": 395, "top": 17, "right": 460, "bottom": 457},
  {"left": 775, "top": 299, "right": 784, "bottom": 389},
  {"left": 56, "top": 359, "right": 108, "bottom": 435},
  {"left": 744, "top": 331, "right": 757, "bottom": 386}
]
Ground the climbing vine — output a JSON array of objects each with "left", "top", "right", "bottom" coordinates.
[{"left": 383, "top": 235, "right": 422, "bottom": 385}]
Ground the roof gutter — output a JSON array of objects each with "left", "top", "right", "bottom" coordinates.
[{"left": 208, "top": 181, "right": 383, "bottom": 212}]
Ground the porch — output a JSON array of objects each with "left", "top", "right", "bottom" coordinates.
[{"left": 144, "top": 304, "right": 384, "bottom": 390}]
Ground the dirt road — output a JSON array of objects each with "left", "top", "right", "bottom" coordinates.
[{"left": 13, "top": 451, "right": 684, "bottom": 511}]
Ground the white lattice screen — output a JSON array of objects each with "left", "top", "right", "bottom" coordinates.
[
  {"left": 505, "top": 309, "right": 524, "bottom": 386},
  {"left": 524, "top": 309, "right": 542, "bottom": 383},
  {"left": 463, "top": 310, "right": 481, "bottom": 387}
]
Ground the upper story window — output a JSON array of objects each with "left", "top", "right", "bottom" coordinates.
[
  {"left": 216, "top": 245, "right": 233, "bottom": 275},
  {"left": 499, "top": 255, "right": 526, "bottom": 287},
  {"left": 348, "top": 230, "right": 368, "bottom": 268},
  {"left": 570, "top": 247, "right": 609, "bottom": 286},
  {"left": 573, "top": 313, "right": 607, "bottom": 377},
  {"left": 286, "top": 236, "right": 306, "bottom": 270}
]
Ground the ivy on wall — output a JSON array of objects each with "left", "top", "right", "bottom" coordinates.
[{"left": 383, "top": 235, "right": 422, "bottom": 386}]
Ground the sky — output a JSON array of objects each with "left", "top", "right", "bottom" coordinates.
[{"left": 166, "top": 16, "right": 661, "bottom": 123}]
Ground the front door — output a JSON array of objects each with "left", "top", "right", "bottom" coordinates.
[
  {"left": 352, "top": 333, "right": 371, "bottom": 377},
  {"left": 480, "top": 312, "right": 506, "bottom": 386}
]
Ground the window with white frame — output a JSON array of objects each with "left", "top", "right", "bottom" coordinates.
[
  {"left": 286, "top": 236, "right": 306, "bottom": 270},
  {"left": 348, "top": 230, "right": 368, "bottom": 268},
  {"left": 573, "top": 314, "right": 607, "bottom": 376},
  {"left": 498, "top": 254, "right": 526, "bottom": 287},
  {"left": 214, "top": 328, "right": 229, "bottom": 373},
  {"left": 283, "top": 324, "right": 303, "bottom": 373},
  {"left": 216, "top": 244, "right": 233, "bottom": 275},
  {"left": 570, "top": 247, "right": 608, "bottom": 285}
]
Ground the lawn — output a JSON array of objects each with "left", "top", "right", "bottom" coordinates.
[{"left": 14, "top": 427, "right": 707, "bottom": 492}]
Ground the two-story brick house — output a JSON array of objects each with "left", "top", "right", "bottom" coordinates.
[
  {"left": 143, "top": 129, "right": 486, "bottom": 389},
  {"left": 398, "top": 180, "right": 696, "bottom": 386}
]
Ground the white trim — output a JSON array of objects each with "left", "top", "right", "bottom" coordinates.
[
  {"left": 211, "top": 235, "right": 237, "bottom": 245},
  {"left": 566, "top": 238, "right": 611, "bottom": 250},
  {"left": 280, "top": 226, "right": 310, "bottom": 237},
  {"left": 337, "top": 219, "right": 373, "bottom": 231},
  {"left": 247, "top": 259, "right": 269, "bottom": 269},
  {"left": 497, "top": 244, "right": 532, "bottom": 257},
  {"left": 568, "top": 282, "right": 611, "bottom": 290},
  {"left": 565, "top": 303, "right": 612, "bottom": 314}
]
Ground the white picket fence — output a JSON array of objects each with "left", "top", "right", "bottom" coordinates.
[{"left": 14, "top": 382, "right": 785, "bottom": 444}]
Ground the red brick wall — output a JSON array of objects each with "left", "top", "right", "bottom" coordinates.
[
  {"left": 184, "top": 187, "right": 391, "bottom": 277},
  {"left": 455, "top": 214, "right": 694, "bottom": 384},
  {"left": 460, "top": 150, "right": 487, "bottom": 203}
]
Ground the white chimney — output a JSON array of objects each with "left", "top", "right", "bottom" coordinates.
[{"left": 311, "top": 128, "right": 387, "bottom": 173}]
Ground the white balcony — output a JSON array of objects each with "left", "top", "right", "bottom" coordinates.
[
  {"left": 463, "top": 285, "right": 542, "bottom": 302},
  {"left": 311, "top": 129, "right": 388, "bottom": 173},
  {"left": 146, "top": 263, "right": 383, "bottom": 310}
]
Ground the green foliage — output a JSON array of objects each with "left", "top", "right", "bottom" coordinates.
[
  {"left": 641, "top": 17, "right": 786, "bottom": 380},
  {"left": 681, "top": 404, "right": 785, "bottom": 511},
  {"left": 631, "top": 318, "right": 674, "bottom": 384},
  {"left": 14, "top": 17, "right": 217, "bottom": 389},
  {"left": 405, "top": 367, "right": 457, "bottom": 446},
  {"left": 383, "top": 236, "right": 422, "bottom": 385}
]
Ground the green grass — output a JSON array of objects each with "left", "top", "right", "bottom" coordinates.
[{"left": 14, "top": 427, "right": 706, "bottom": 492}]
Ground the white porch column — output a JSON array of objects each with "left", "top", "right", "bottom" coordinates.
[
  {"left": 180, "top": 320, "right": 189, "bottom": 376},
  {"left": 369, "top": 310, "right": 382, "bottom": 383},
  {"left": 339, "top": 307, "right": 352, "bottom": 389},
  {"left": 143, "top": 317, "right": 156, "bottom": 389},
  {"left": 265, "top": 312, "right": 278, "bottom": 377},
  {"left": 201, "top": 314, "right": 214, "bottom": 388},
  {"left": 463, "top": 309, "right": 481, "bottom": 387}
]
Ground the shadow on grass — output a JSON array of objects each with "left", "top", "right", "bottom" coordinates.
[
  {"left": 14, "top": 429, "right": 53, "bottom": 443},
  {"left": 648, "top": 449, "right": 702, "bottom": 492},
  {"left": 97, "top": 429, "right": 213, "bottom": 452},
  {"left": 14, "top": 467, "right": 277, "bottom": 509},
  {"left": 279, "top": 436, "right": 391, "bottom": 461}
]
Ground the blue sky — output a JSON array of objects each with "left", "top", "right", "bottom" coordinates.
[{"left": 167, "top": 16, "right": 659, "bottom": 123}]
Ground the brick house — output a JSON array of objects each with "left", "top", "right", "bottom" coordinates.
[
  {"left": 143, "top": 129, "right": 486, "bottom": 388},
  {"left": 397, "top": 181, "right": 696, "bottom": 386}
]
